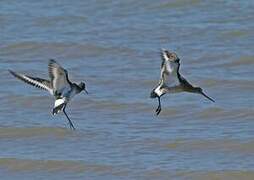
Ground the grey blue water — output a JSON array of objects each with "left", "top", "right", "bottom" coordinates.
[{"left": 0, "top": 0, "right": 254, "bottom": 179}]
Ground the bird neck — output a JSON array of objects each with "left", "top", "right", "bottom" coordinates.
[
  {"left": 72, "top": 83, "right": 82, "bottom": 93},
  {"left": 73, "top": 83, "right": 83, "bottom": 93}
]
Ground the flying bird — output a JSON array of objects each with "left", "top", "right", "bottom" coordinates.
[
  {"left": 150, "top": 49, "right": 214, "bottom": 115},
  {"left": 9, "top": 59, "right": 88, "bottom": 130}
]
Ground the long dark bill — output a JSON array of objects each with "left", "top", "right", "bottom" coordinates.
[{"left": 63, "top": 105, "right": 76, "bottom": 130}]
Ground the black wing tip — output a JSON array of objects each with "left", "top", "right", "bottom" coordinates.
[
  {"left": 207, "top": 96, "right": 215, "bottom": 103},
  {"left": 210, "top": 98, "right": 215, "bottom": 103},
  {"left": 8, "top": 69, "right": 18, "bottom": 77},
  {"left": 201, "top": 91, "right": 215, "bottom": 103},
  {"left": 8, "top": 69, "right": 14, "bottom": 74}
]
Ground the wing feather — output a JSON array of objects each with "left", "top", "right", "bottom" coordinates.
[
  {"left": 48, "top": 59, "right": 71, "bottom": 95},
  {"left": 9, "top": 70, "right": 53, "bottom": 95},
  {"left": 160, "top": 51, "right": 180, "bottom": 87}
]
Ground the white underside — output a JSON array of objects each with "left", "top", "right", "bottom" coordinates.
[
  {"left": 154, "top": 85, "right": 163, "bottom": 96},
  {"left": 164, "top": 61, "right": 180, "bottom": 87},
  {"left": 166, "top": 75, "right": 180, "bottom": 87},
  {"left": 54, "top": 98, "right": 66, "bottom": 108},
  {"left": 154, "top": 55, "right": 182, "bottom": 97},
  {"left": 20, "top": 74, "right": 53, "bottom": 95}
]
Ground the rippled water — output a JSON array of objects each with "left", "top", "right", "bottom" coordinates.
[{"left": 1, "top": 0, "right": 254, "bottom": 179}]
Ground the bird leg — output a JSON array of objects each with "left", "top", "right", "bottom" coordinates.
[
  {"left": 63, "top": 105, "right": 76, "bottom": 130},
  {"left": 155, "top": 96, "right": 162, "bottom": 115}
]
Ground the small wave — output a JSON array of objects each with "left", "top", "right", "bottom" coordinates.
[
  {"left": 34, "top": 15, "right": 87, "bottom": 27},
  {"left": 196, "top": 107, "right": 232, "bottom": 120},
  {"left": 192, "top": 107, "right": 254, "bottom": 121},
  {"left": 0, "top": 127, "right": 71, "bottom": 139},
  {"left": 221, "top": 30, "right": 248, "bottom": 39},
  {"left": 209, "top": 56, "right": 254, "bottom": 70},
  {"left": 178, "top": 171, "right": 254, "bottom": 179},
  {"left": 154, "top": 0, "right": 201, "bottom": 9},
  {"left": 165, "top": 139, "right": 254, "bottom": 153},
  {"left": 1, "top": 42, "right": 137, "bottom": 60},
  {"left": 223, "top": 56, "right": 254, "bottom": 67},
  {"left": 87, "top": 100, "right": 130, "bottom": 111},
  {"left": 201, "top": 78, "right": 254, "bottom": 90},
  {"left": 145, "top": 170, "right": 254, "bottom": 179},
  {"left": 0, "top": 158, "right": 113, "bottom": 173}
]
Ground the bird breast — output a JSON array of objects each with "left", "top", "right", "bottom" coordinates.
[{"left": 166, "top": 61, "right": 178, "bottom": 74}]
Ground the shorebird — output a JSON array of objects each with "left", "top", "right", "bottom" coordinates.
[
  {"left": 150, "top": 49, "right": 214, "bottom": 115},
  {"left": 9, "top": 59, "right": 88, "bottom": 130}
]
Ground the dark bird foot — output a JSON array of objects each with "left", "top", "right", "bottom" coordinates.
[
  {"left": 68, "top": 121, "right": 76, "bottom": 130},
  {"left": 155, "top": 97, "right": 162, "bottom": 116},
  {"left": 155, "top": 106, "right": 161, "bottom": 116}
]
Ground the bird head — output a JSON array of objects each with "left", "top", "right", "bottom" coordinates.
[
  {"left": 161, "top": 49, "right": 180, "bottom": 64},
  {"left": 161, "top": 49, "right": 180, "bottom": 73}
]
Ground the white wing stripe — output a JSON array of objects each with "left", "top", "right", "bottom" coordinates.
[{"left": 20, "top": 74, "right": 53, "bottom": 94}]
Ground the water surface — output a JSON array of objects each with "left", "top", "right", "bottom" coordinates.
[{"left": 0, "top": 0, "right": 254, "bottom": 179}]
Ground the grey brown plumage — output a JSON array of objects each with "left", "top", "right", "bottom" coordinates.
[
  {"left": 151, "top": 49, "right": 214, "bottom": 115},
  {"left": 9, "top": 70, "right": 53, "bottom": 94},
  {"left": 48, "top": 59, "right": 71, "bottom": 96},
  {"left": 9, "top": 59, "right": 88, "bottom": 130}
]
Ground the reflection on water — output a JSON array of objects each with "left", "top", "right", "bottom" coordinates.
[{"left": 0, "top": 0, "right": 254, "bottom": 179}]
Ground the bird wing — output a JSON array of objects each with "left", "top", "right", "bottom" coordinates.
[
  {"left": 177, "top": 74, "right": 215, "bottom": 102},
  {"left": 9, "top": 70, "right": 53, "bottom": 95},
  {"left": 177, "top": 74, "right": 193, "bottom": 88},
  {"left": 160, "top": 51, "right": 180, "bottom": 87},
  {"left": 48, "top": 59, "right": 71, "bottom": 95}
]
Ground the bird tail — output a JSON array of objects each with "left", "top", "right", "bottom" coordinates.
[
  {"left": 150, "top": 90, "right": 157, "bottom": 98},
  {"left": 52, "top": 99, "right": 66, "bottom": 115}
]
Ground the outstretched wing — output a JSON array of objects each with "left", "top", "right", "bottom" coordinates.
[
  {"left": 48, "top": 59, "right": 71, "bottom": 95},
  {"left": 9, "top": 70, "right": 53, "bottom": 95},
  {"left": 160, "top": 50, "right": 180, "bottom": 87},
  {"left": 177, "top": 74, "right": 193, "bottom": 88}
]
